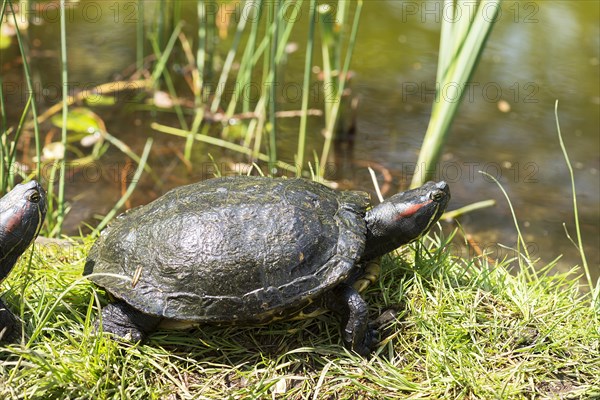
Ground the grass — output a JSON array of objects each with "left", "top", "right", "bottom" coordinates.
[{"left": 0, "top": 230, "right": 598, "bottom": 399}]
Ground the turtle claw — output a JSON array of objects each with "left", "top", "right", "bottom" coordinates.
[
  {"left": 0, "top": 300, "right": 22, "bottom": 344},
  {"left": 98, "top": 301, "right": 160, "bottom": 342},
  {"left": 350, "top": 326, "right": 379, "bottom": 357},
  {"left": 325, "top": 284, "right": 380, "bottom": 356},
  {"left": 370, "top": 307, "right": 400, "bottom": 330},
  {"left": 341, "top": 312, "right": 379, "bottom": 357}
]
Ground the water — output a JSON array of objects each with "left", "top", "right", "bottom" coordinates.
[
  {"left": 349, "top": 1, "right": 600, "bottom": 277},
  {"left": 2, "top": 1, "right": 598, "bottom": 278}
]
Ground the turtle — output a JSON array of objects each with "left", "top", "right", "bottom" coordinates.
[
  {"left": 84, "top": 176, "right": 450, "bottom": 356},
  {"left": 0, "top": 181, "right": 47, "bottom": 343}
]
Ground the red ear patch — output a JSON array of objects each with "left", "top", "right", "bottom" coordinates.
[
  {"left": 395, "top": 199, "right": 432, "bottom": 220},
  {"left": 3, "top": 208, "right": 24, "bottom": 236}
]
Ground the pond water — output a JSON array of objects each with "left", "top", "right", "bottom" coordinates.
[{"left": 2, "top": 1, "right": 598, "bottom": 279}]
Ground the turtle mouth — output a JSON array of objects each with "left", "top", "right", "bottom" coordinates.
[
  {"left": 8, "top": 183, "right": 48, "bottom": 243},
  {"left": 420, "top": 202, "right": 444, "bottom": 237},
  {"left": 25, "top": 186, "right": 47, "bottom": 238},
  {"left": 33, "top": 201, "right": 45, "bottom": 238}
]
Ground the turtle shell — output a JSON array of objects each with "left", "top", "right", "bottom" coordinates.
[{"left": 84, "top": 176, "right": 370, "bottom": 323}]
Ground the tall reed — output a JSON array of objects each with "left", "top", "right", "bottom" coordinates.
[
  {"left": 318, "top": 1, "right": 362, "bottom": 176},
  {"left": 152, "top": 1, "right": 362, "bottom": 177},
  {"left": 410, "top": 0, "right": 502, "bottom": 188},
  {"left": 296, "top": 0, "right": 317, "bottom": 174},
  {"left": 54, "top": 0, "right": 69, "bottom": 235},
  {"left": 0, "top": 2, "right": 42, "bottom": 195}
]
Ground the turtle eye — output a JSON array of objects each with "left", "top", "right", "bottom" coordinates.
[
  {"left": 430, "top": 190, "right": 445, "bottom": 202},
  {"left": 28, "top": 191, "right": 41, "bottom": 203}
]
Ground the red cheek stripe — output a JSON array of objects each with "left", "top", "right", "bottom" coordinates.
[
  {"left": 396, "top": 199, "right": 432, "bottom": 220},
  {"left": 4, "top": 208, "right": 24, "bottom": 235}
]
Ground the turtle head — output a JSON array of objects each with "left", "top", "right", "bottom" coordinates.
[
  {"left": 0, "top": 181, "right": 47, "bottom": 282},
  {"left": 362, "top": 181, "right": 450, "bottom": 261}
]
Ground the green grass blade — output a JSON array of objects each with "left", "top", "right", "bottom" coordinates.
[
  {"left": 151, "top": 122, "right": 297, "bottom": 173},
  {"left": 479, "top": 170, "right": 535, "bottom": 280},
  {"left": 7, "top": 1, "right": 42, "bottom": 181},
  {"left": 209, "top": 0, "right": 251, "bottom": 114},
  {"left": 136, "top": 0, "right": 145, "bottom": 71},
  {"left": 319, "top": 1, "right": 362, "bottom": 176},
  {"left": 296, "top": 0, "right": 318, "bottom": 175},
  {"left": 411, "top": 0, "right": 502, "bottom": 188},
  {"left": 437, "top": 0, "right": 455, "bottom": 84},
  {"left": 149, "top": 23, "right": 188, "bottom": 131},
  {"left": 150, "top": 21, "right": 184, "bottom": 84},
  {"left": 55, "top": 0, "right": 70, "bottom": 236},
  {"left": 92, "top": 138, "right": 153, "bottom": 235},
  {"left": 554, "top": 101, "right": 594, "bottom": 297},
  {"left": 268, "top": 1, "right": 281, "bottom": 171},
  {"left": 183, "top": 0, "right": 209, "bottom": 161},
  {"left": 6, "top": 97, "right": 33, "bottom": 187},
  {"left": 0, "top": 2, "right": 7, "bottom": 189}
]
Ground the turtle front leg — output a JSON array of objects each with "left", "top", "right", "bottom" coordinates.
[
  {"left": 0, "top": 299, "right": 22, "bottom": 344},
  {"left": 99, "top": 301, "right": 161, "bottom": 342},
  {"left": 324, "top": 284, "right": 378, "bottom": 356}
]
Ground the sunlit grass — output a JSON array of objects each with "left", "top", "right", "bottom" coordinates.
[{"left": 1, "top": 230, "right": 598, "bottom": 399}]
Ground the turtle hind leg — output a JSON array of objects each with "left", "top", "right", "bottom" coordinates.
[
  {"left": 99, "top": 301, "right": 161, "bottom": 342},
  {"left": 324, "top": 284, "right": 378, "bottom": 356},
  {"left": 0, "top": 299, "right": 22, "bottom": 344}
]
